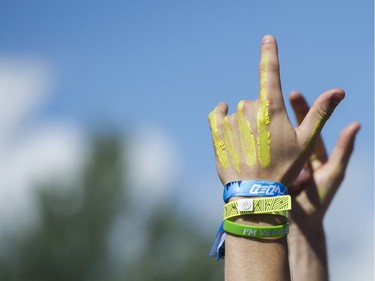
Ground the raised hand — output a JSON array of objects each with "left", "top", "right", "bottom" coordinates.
[
  {"left": 208, "top": 35, "right": 345, "bottom": 187},
  {"left": 288, "top": 91, "right": 360, "bottom": 281},
  {"left": 208, "top": 34, "right": 348, "bottom": 281}
]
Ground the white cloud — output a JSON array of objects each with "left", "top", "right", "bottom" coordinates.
[
  {"left": 0, "top": 56, "right": 85, "bottom": 232},
  {"left": 125, "top": 124, "right": 182, "bottom": 211},
  {"left": 108, "top": 125, "right": 182, "bottom": 264},
  {"left": 0, "top": 57, "right": 52, "bottom": 141},
  {"left": 180, "top": 175, "right": 223, "bottom": 233}
]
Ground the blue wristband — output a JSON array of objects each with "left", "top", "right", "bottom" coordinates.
[
  {"left": 223, "top": 180, "right": 288, "bottom": 202},
  {"left": 209, "top": 223, "right": 226, "bottom": 260}
]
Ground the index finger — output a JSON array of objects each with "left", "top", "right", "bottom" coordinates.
[{"left": 258, "top": 35, "right": 284, "bottom": 110}]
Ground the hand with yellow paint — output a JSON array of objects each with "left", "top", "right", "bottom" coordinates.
[
  {"left": 287, "top": 92, "right": 360, "bottom": 281},
  {"left": 208, "top": 35, "right": 345, "bottom": 188},
  {"left": 209, "top": 35, "right": 348, "bottom": 281}
]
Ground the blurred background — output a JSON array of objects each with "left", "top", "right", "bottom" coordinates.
[{"left": 0, "top": 1, "right": 373, "bottom": 280}]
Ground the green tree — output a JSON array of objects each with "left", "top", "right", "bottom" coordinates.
[{"left": 0, "top": 135, "right": 223, "bottom": 281}]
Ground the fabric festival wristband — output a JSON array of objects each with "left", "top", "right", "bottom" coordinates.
[
  {"left": 224, "top": 195, "right": 291, "bottom": 220},
  {"left": 223, "top": 180, "right": 288, "bottom": 202},
  {"left": 223, "top": 219, "right": 289, "bottom": 238}
]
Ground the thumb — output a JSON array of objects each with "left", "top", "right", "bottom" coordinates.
[{"left": 297, "top": 88, "right": 345, "bottom": 149}]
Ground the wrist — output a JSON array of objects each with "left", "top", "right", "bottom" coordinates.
[
  {"left": 232, "top": 213, "right": 288, "bottom": 226},
  {"left": 288, "top": 220, "right": 328, "bottom": 267},
  {"left": 288, "top": 220, "right": 325, "bottom": 240},
  {"left": 288, "top": 221, "right": 329, "bottom": 281}
]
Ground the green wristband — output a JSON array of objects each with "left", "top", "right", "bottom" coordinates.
[{"left": 223, "top": 219, "right": 289, "bottom": 238}]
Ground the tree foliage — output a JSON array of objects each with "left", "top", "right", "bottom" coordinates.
[{"left": 0, "top": 135, "right": 223, "bottom": 281}]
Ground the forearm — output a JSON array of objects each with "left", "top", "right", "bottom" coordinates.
[
  {"left": 288, "top": 223, "right": 328, "bottom": 281},
  {"left": 225, "top": 214, "right": 291, "bottom": 281}
]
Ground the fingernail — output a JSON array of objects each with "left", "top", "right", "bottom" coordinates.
[{"left": 262, "top": 35, "right": 272, "bottom": 43}]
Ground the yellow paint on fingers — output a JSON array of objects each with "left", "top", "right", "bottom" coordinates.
[
  {"left": 257, "top": 54, "right": 271, "bottom": 168},
  {"left": 306, "top": 117, "right": 325, "bottom": 152},
  {"left": 223, "top": 117, "right": 241, "bottom": 173},
  {"left": 208, "top": 110, "right": 228, "bottom": 168},
  {"left": 237, "top": 101, "right": 257, "bottom": 167}
]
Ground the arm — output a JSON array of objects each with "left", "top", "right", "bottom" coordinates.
[
  {"left": 288, "top": 92, "right": 360, "bottom": 281},
  {"left": 208, "top": 35, "right": 344, "bottom": 281}
]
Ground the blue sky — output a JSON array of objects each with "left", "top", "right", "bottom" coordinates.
[
  {"left": 1, "top": 1, "right": 372, "bottom": 176},
  {"left": 0, "top": 1, "right": 373, "bottom": 280}
]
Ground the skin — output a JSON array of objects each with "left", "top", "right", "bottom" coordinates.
[
  {"left": 209, "top": 109, "right": 229, "bottom": 168},
  {"left": 237, "top": 101, "right": 257, "bottom": 167},
  {"left": 288, "top": 92, "right": 360, "bottom": 281},
  {"left": 223, "top": 117, "right": 242, "bottom": 173},
  {"left": 257, "top": 48, "right": 271, "bottom": 168},
  {"left": 208, "top": 35, "right": 345, "bottom": 281}
]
